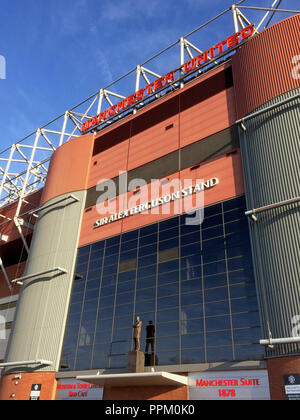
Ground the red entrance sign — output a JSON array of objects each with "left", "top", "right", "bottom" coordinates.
[{"left": 81, "top": 25, "right": 255, "bottom": 133}]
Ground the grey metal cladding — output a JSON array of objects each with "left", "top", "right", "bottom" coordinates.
[
  {"left": 4, "top": 191, "right": 87, "bottom": 372},
  {"left": 239, "top": 88, "right": 300, "bottom": 358}
]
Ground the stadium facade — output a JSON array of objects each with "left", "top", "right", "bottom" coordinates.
[{"left": 0, "top": 9, "right": 299, "bottom": 401}]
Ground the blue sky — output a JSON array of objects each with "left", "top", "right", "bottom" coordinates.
[{"left": 0, "top": 0, "right": 298, "bottom": 150}]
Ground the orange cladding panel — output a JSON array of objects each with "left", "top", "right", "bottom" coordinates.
[
  {"left": 41, "top": 134, "right": 95, "bottom": 205},
  {"left": 180, "top": 86, "right": 236, "bottom": 148},
  {"left": 232, "top": 14, "right": 300, "bottom": 119},
  {"left": 79, "top": 151, "right": 244, "bottom": 247}
]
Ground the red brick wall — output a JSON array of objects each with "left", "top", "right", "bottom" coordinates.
[
  {"left": 103, "top": 385, "right": 188, "bottom": 401},
  {"left": 0, "top": 372, "right": 57, "bottom": 401},
  {"left": 267, "top": 356, "right": 300, "bottom": 400}
]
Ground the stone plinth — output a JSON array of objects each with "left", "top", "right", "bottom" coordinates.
[{"left": 127, "top": 351, "right": 145, "bottom": 373}]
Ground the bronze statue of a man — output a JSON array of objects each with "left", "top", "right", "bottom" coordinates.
[{"left": 133, "top": 316, "right": 142, "bottom": 351}]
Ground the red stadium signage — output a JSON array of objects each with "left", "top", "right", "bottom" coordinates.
[{"left": 81, "top": 25, "right": 255, "bottom": 133}]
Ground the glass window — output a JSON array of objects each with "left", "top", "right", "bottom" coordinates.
[
  {"left": 106, "top": 236, "right": 120, "bottom": 247},
  {"left": 120, "top": 250, "right": 137, "bottom": 262},
  {"left": 206, "top": 331, "right": 232, "bottom": 347},
  {"left": 232, "top": 312, "right": 261, "bottom": 329},
  {"left": 98, "top": 306, "right": 114, "bottom": 320},
  {"left": 121, "top": 239, "right": 137, "bottom": 252},
  {"left": 204, "top": 287, "right": 228, "bottom": 303},
  {"left": 182, "top": 348, "right": 205, "bottom": 364},
  {"left": 111, "top": 341, "right": 131, "bottom": 355},
  {"left": 78, "top": 246, "right": 91, "bottom": 258},
  {"left": 230, "top": 283, "right": 257, "bottom": 299},
  {"left": 181, "top": 266, "right": 201, "bottom": 281},
  {"left": 81, "top": 310, "right": 97, "bottom": 323},
  {"left": 202, "top": 248, "right": 225, "bottom": 264},
  {"left": 139, "top": 244, "right": 157, "bottom": 257},
  {"left": 94, "top": 330, "right": 112, "bottom": 344},
  {"left": 159, "top": 238, "right": 179, "bottom": 252},
  {"left": 113, "top": 328, "right": 132, "bottom": 342},
  {"left": 138, "top": 254, "right": 157, "bottom": 268},
  {"left": 235, "top": 344, "right": 264, "bottom": 361},
  {"left": 104, "top": 253, "right": 118, "bottom": 266},
  {"left": 233, "top": 328, "right": 261, "bottom": 345},
  {"left": 228, "top": 255, "right": 253, "bottom": 271},
  {"left": 100, "top": 285, "right": 116, "bottom": 298},
  {"left": 158, "top": 283, "right": 179, "bottom": 298},
  {"left": 136, "top": 276, "right": 156, "bottom": 290},
  {"left": 158, "top": 271, "right": 179, "bottom": 285},
  {"left": 109, "top": 355, "right": 127, "bottom": 368},
  {"left": 91, "top": 241, "right": 105, "bottom": 252},
  {"left": 180, "top": 231, "right": 200, "bottom": 247},
  {"left": 224, "top": 208, "right": 245, "bottom": 223},
  {"left": 181, "top": 280, "right": 202, "bottom": 294},
  {"left": 207, "top": 346, "right": 233, "bottom": 363},
  {"left": 180, "top": 223, "right": 200, "bottom": 236},
  {"left": 181, "top": 333, "right": 204, "bottom": 349},
  {"left": 158, "top": 260, "right": 179, "bottom": 274},
  {"left": 102, "top": 265, "right": 118, "bottom": 277},
  {"left": 205, "top": 301, "right": 230, "bottom": 317},
  {"left": 117, "top": 281, "right": 135, "bottom": 294},
  {"left": 93, "top": 343, "right": 111, "bottom": 357},
  {"left": 136, "top": 287, "right": 156, "bottom": 302},
  {"left": 225, "top": 219, "right": 249, "bottom": 235},
  {"left": 157, "top": 295, "right": 179, "bottom": 311},
  {"left": 181, "top": 318, "right": 204, "bottom": 334},
  {"left": 159, "top": 217, "right": 179, "bottom": 231},
  {"left": 69, "top": 302, "right": 83, "bottom": 314},
  {"left": 181, "top": 242, "right": 201, "bottom": 257},
  {"left": 156, "top": 336, "right": 179, "bottom": 351},
  {"left": 105, "top": 245, "right": 120, "bottom": 256},
  {"left": 122, "top": 230, "right": 139, "bottom": 242},
  {"left": 118, "top": 270, "right": 136, "bottom": 283},
  {"left": 203, "top": 261, "right": 226, "bottom": 277},
  {"left": 140, "top": 224, "right": 158, "bottom": 237},
  {"left": 202, "top": 225, "right": 223, "bottom": 241},
  {"left": 201, "top": 213, "right": 223, "bottom": 229},
  {"left": 137, "top": 265, "right": 157, "bottom": 279},
  {"left": 180, "top": 305, "right": 203, "bottom": 320},
  {"left": 231, "top": 297, "right": 258, "bottom": 314},
  {"left": 223, "top": 196, "right": 245, "bottom": 211},
  {"left": 181, "top": 255, "right": 201, "bottom": 269},
  {"left": 75, "top": 359, "right": 91, "bottom": 371},
  {"left": 115, "top": 303, "right": 134, "bottom": 318},
  {"left": 206, "top": 316, "right": 231, "bottom": 332},
  {"left": 229, "top": 269, "right": 254, "bottom": 284},
  {"left": 157, "top": 351, "right": 180, "bottom": 366},
  {"left": 156, "top": 321, "right": 179, "bottom": 338},
  {"left": 62, "top": 195, "right": 261, "bottom": 371},
  {"left": 139, "top": 234, "right": 157, "bottom": 248},
  {"left": 181, "top": 291, "right": 202, "bottom": 307},
  {"left": 135, "top": 300, "right": 156, "bottom": 314},
  {"left": 157, "top": 308, "right": 179, "bottom": 324},
  {"left": 113, "top": 316, "right": 133, "bottom": 330},
  {"left": 203, "top": 273, "right": 227, "bottom": 290},
  {"left": 101, "top": 274, "right": 117, "bottom": 288},
  {"left": 96, "top": 318, "right": 113, "bottom": 332},
  {"left": 116, "top": 292, "right": 134, "bottom": 306}
]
